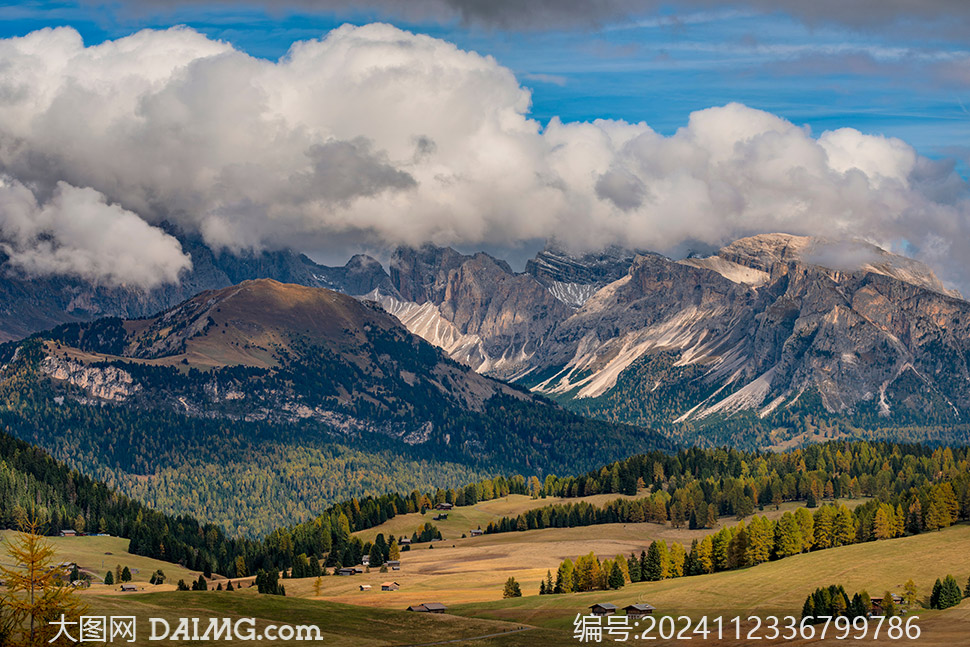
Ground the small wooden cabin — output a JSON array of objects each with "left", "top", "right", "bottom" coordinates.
[
  {"left": 624, "top": 603, "right": 655, "bottom": 618},
  {"left": 408, "top": 602, "right": 447, "bottom": 614},
  {"left": 589, "top": 603, "right": 617, "bottom": 616}
]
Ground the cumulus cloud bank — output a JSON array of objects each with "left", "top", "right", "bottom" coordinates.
[
  {"left": 0, "top": 178, "right": 190, "bottom": 289},
  {"left": 0, "top": 24, "right": 968, "bottom": 289}
]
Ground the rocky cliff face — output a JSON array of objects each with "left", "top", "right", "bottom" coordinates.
[
  {"left": 375, "top": 234, "right": 970, "bottom": 442},
  {"left": 381, "top": 245, "right": 573, "bottom": 377},
  {"left": 524, "top": 244, "right": 647, "bottom": 307},
  {"left": 41, "top": 354, "right": 140, "bottom": 402}
]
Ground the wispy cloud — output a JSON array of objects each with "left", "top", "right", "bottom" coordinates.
[{"left": 522, "top": 72, "right": 567, "bottom": 86}]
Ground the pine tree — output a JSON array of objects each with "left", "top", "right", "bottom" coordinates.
[
  {"left": 849, "top": 593, "right": 864, "bottom": 618},
  {"left": 608, "top": 563, "right": 625, "bottom": 589},
  {"left": 801, "top": 595, "right": 815, "bottom": 619},
  {"left": 120, "top": 566, "right": 132, "bottom": 582},
  {"left": 872, "top": 506, "right": 892, "bottom": 540},
  {"left": 539, "top": 581, "right": 546, "bottom": 595},
  {"left": 226, "top": 581, "right": 234, "bottom": 592},
  {"left": 555, "top": 559, "right": 573, "bottom": 594},
  {"left": 104, "top": 571, "right": 114, "bottom": 586},
  {"left": 643, "top": 541, "right": 668, "bottom": 581},
  {"left": 833, "top": 506, "right": 855, "bottom": 546},
  {"left": 313, "top": 576, "right": 323, "bottom": 597},
  {"left": 0, "top": 516, "right": 86, "bottom": 645},
  {"left": 931, "top": 578, "right": 943, "bottom": 609},
  {"left": 628, "top": 553, "right": 641, "bottom": 582},
  {"left": 941, "top": 575, "right": 962, "bottom": 609},
  {"left": 368, "top": 543, "right": 384, "bottom": 568},
  {"left": 545, "top": 570, "right": 554, "bottom": 594},
  {"left": 773, "top": 513, "right": 801, "bottom": 559},
  {"left": 503, "top": 577, "right": 522, "bottom": 598},
  {"left": 964, "top": 575, "right": 970, "bottom": 599},
  {"left": 176, "top": 579, "right": 189, "bottom": 591}
]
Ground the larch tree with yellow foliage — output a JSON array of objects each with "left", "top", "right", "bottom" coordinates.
[{"left": 0, "top": 516, "right": 86, "bottom": 646}]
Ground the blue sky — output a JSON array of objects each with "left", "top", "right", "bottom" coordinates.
[{"left": 2, "top": 0, "right": 968, "bottom": 173}]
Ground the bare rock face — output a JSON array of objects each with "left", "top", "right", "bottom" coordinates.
[
  {"left": 41, "top": 354, "right": 140, "bottom": 402},
  {"left": 525, "top": 244, "right": 647, "bottom": 307},
  {"left": 378, "top": 235, "right": 970, "bottom": 438},
  {"left": 388, "top": 245, "right": 572, "bottom": 377}
]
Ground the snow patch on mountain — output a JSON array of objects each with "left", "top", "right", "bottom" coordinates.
[{"left": 547, "top": 281, "right": 600, "bottom": 307}]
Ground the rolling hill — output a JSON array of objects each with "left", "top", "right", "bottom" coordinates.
[{"left": 0, "top": 279, "right": 670, "bottom": 534}]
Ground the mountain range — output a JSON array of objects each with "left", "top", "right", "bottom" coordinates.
[
  {"left": 377, "top": 234, "right": 970, "bottom": 446},
  {"left": 4, "top": 231, "right": 970, "bottom": 450}
]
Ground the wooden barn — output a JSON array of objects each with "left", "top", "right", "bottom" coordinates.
[
  {"left": 407, "top": 603, "right": 447, "bottom": 614},
  {"left": 624, "top": 603, "right": 655, "bottom": 618},
  {"left": 589, "top": 603, "right": 617, "bottom": 616}
]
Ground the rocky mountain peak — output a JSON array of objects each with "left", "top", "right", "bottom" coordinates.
[
  {"left": 699, "top": 233, "right": 960, "bottom": 298},
  {"left": 525, "top": 243, "right": 647, "bottom": 307}
]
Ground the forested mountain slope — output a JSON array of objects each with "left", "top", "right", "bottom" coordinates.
[{"left": 0, "top": 280, "right": 669, "bottom": 535}]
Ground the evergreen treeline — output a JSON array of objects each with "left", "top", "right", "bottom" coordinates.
[
  {"left": 489, "top": 443, "right": 970, "bottom": 537},
  {"left": 540, "top": 491, "right": 962, "bottom": 599},
  {"left": 801, "top": 585, "right": 875, "bottom": 619},
  {"left": 930, "top": 575, "right": 964, "bottom": 610},
  {"left": 540, "top": 552, "right": 638, "bottom": 594}
]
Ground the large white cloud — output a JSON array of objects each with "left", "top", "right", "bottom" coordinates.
[
  {"left": 0, "top": 23, "right": 968, "bottom": 289},
  {"left": 0, "top": 178, "right": 190, "bottom": 288}
]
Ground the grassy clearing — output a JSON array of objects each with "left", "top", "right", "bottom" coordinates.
[
  {"left": 353, "top": 492, "right": 646, "bottom": 544},
  {"left": 46, "top": 523, "right": 970, "bottom": 647},
  {"left": 0, "top": 530, "right": 197, "bottom": 594},
  {"left": 84, "top": 591, "right": 530, "bottom": 647},
  {"left": 354, "top": 492, "right": 865, "bottom": 544},
  {"left": 449, "top": 524, "right": 970, "bottom": 623},
  {"left": 337, "top": 497, "right": 870, "bottom": 609}
]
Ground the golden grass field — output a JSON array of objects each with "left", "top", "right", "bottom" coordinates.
[
  {"left": 0, "top": 530, "right": 198, "bottom": 595},
  {"left": 12, "top": 498, "right": 970, "bottom": 646},
  {"left": 353, "top": 493, "right": 865, "bottom": 544}
]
